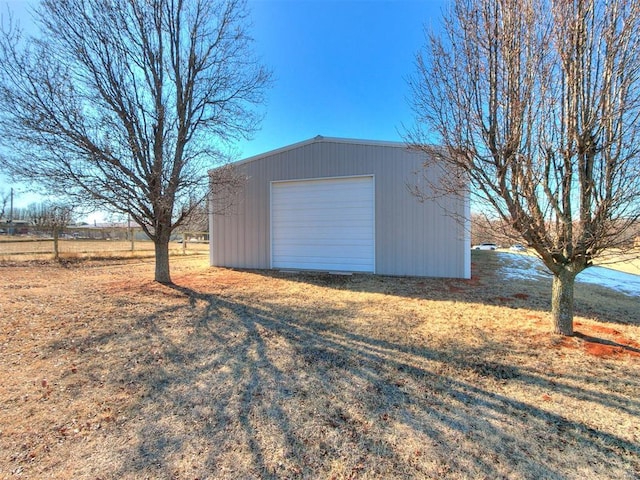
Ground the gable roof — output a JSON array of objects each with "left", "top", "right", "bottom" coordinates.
[{"left": 209, "top": 136, "right": 409, "bottom": 174}]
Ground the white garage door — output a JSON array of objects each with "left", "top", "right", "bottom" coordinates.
[{"left": 271, "top": 176, "right": 375, "bottom": 272}]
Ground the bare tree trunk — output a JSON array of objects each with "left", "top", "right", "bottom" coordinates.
[
  {"left": 154, "top": 237, "right": 172, "bottom": 284},
  {"left": 551, "top": 269, "right": 576, "bottom": 336},
  {"left": 153, "top": 225, "right": 173, "bottom": 284}
]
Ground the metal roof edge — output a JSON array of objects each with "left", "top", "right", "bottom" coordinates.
[{"left": 208, "top": 135, "right": 414, "bottom": 174}]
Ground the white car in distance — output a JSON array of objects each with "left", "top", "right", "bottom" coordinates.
[{"left": 472, "top": 243, "right": 498, "bottom": 250}]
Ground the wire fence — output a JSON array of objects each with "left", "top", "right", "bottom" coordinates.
[{"left": 0, "top": 231, "right": 208, "bottom": 259}]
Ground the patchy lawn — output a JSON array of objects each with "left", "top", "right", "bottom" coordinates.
[{"left": 0, "top": 253, "right": 639, "bottom": 479}]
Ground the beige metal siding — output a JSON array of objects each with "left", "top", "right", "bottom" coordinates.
[{"left": 210, "top": 137, "right": 470, "bottom": 278}]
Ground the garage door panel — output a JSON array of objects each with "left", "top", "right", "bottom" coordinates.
[
  {"left": 275, "top": 214, "right": 373, "bottom": 224},
  {"left": 271, "top": 176, "right": 374, "bottom": 272},
  {"left": 273, "top": 204, "right": 373, "bottom": 215},
  {"left": 273, "top": 235, "right": 373, "bottom": 245},
  {"left": 273, "top": 220, "right": 373, "bottom": 231},
  {"left": 273, "top": 244, "right": 374, "bottom": 257},
  {"left": 274, "top": 255, "right": 374, "bottom": 269},
  {"left": 273, "top": 193, "right": 371, "bottom": 204}
]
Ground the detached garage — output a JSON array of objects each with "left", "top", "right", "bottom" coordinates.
[{"left": 209, "top": 136, "right": 470, "bottom": 279}]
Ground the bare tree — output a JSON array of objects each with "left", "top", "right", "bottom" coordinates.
[
  {"left": 407, "top": 0, "right": 640, "bottom": 335},
  {"left": 180, "top": 163, "right": 246, "bottom": 231},
  {"left": 469, "top": 212, "right": 520, "bottom": 248},
  {"left": 27, "top": 202, "right": 73, "bottom": 260},
  {"left": 178, "top": 204, "right": 209, "bottom": 234},
  {"left": 0, "top": 0, "right": 270, "bottom": 283},
  {"left": 0, "top": 189, "right": 8, "bottom": 219}
]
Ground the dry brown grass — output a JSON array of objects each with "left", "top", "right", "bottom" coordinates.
[{"left": 0, "top": 252, "right": 638, "bottom": 479}]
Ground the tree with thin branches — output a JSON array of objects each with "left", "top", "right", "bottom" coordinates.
[
  {"left": 0, "top": 189, "right": 9, "bottom": 220},
  {"left": 407, "top": 0, "right": 640, "bottom": 335},
  {"left": 0, "top": 0, "right": 270, "bottom": 283},
  {"left": 27, "top": 201, "right": 73, "bottom": 260}
]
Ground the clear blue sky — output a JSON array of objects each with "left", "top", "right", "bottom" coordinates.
[
  {"left": 1, "top": 0, "right": 447, "bottom": 213},
  {"left": 241, "top": 0, "right": 446, "bottom": 158}
]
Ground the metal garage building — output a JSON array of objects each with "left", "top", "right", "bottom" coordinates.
[{"left": 208, "top": 136, "right": 470, "bottom": 278}]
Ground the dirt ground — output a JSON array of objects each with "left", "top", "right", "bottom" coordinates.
[{"left": 0, "top": 253, "right": 639, "bottom": 479}]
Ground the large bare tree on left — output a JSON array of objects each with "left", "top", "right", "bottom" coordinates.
[{"left": 0, "top": 0, "right": 270, "bottom": 283}]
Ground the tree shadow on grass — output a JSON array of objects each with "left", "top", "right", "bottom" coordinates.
[
  {"left": 95, "top": 282, "right": 640, "bottom": 479},
  {"left": 573, "top": 332, "right": 640, "bottom": 356},
  {"left": 242, "top": 253, "right": 639, "bottom": 329}
]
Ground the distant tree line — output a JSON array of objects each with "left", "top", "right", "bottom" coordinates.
[{"left": 471, "top": 214, "right": 640, "bottom": 251}]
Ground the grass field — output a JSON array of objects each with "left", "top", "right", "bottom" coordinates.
[{"left": 0, "top": 252, "right": 639, "bottom": 479}]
